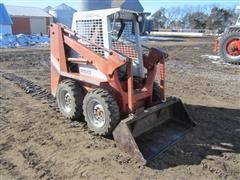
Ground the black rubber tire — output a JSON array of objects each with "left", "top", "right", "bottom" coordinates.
[
  {"left": 219, "top": 31, "right": 240, "bottom": 64},
  {"left": 83, "top": 88, "right": 120, "bottom": 136},
  {"left": 56, "top": 79, "right": 84, "bottom": 120},
  {"left": 152, "top": 82, "right": 162, "bottom": 102},
  {"left": 229, "top": 27, "right": 240, "bottom": 33}
]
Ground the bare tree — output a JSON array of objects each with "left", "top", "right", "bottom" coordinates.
[
  {"left": 150, "top": 4, "right": 236, "bottom": 32},
  {"left": 151, "top": 8, "right": 167, "bottom": 30},
  {"left": 207, "top": 7, "right": 235, "bottom": 31}
]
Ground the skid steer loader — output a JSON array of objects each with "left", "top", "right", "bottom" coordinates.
[{"left": 50, "top": 8, "right": 195, "bottom": 164}]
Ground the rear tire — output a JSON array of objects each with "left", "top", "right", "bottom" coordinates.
[
  {"left": 83, "top": 88, "right": 120, "bottom": 136},
  {"left": 56, "top": 79, "right": 84, "bottom": 120},
  {"left": 219, "top": 31, "right": 240, "bottom": 64},
  {"left": 229, "top": 27, "right": 240, "bottom": 33}
]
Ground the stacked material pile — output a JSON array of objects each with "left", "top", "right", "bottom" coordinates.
[{"left": 0, "top": 34, "right": 49, "bottom": 48}]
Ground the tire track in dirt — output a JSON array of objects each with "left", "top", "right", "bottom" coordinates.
[{"left": 0, "top": 76, "right": 147, "bottom": 179}]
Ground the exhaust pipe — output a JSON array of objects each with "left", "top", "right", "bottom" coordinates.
[{"left": 113, "top": 97, "right": 196, "bottom": 164}]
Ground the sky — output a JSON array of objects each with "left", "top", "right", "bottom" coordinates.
[{"left": 1, "top": 0, "right": 239, "bottom": 13}]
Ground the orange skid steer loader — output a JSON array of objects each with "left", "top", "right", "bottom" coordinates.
[{"left": 50, "top": 8, "right": 195, "bottom": 164}]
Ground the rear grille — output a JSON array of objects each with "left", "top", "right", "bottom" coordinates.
[{"left": 76, "top": 19, "right": 104, "bottom": 57}]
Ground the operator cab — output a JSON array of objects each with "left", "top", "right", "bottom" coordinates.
[{"left": 72, "top": 8, "right": 150, "bottom": 78}]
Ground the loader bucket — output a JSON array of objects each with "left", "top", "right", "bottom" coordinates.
[{"left": 113, "top": 98, "right": 196, "bottom": 164}]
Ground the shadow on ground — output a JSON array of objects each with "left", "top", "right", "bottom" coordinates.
[{"left": 147, "top": 104, "right": 240, "bottom": 170}]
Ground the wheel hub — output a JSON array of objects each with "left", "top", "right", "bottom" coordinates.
[
  {"left": 226, "top": 39, "right": 240, "bottom": 57},
  {"left": 62, "top": 92, "right": 72, "bottom": 112},
  {"left": 91, "top": 103, "right": 105, "bottom": 128},
  {"left": 64, "top": 93, "right": 71, "bottom": 105}
]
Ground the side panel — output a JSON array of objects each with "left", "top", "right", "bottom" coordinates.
[
  {"left": 11, "top": 17, "right": 31, "bottom": 34},
  {"left": 30, "top": 17, "right": 47, "bottom": 34},
  {"left": 50, "top": 55, "right": 61, "bottom": 96},
  {"left": 0, "top": 25, "right": 12, "bottom": 35},
  {"left": 78, "top": 64, "right": 108, "bottom": 82},
  {"left": 50, "top": 24, "right": 67, "bottom": 72}
]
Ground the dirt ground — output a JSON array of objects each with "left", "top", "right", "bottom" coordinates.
[{"left": 0, "top": 38, "right": 239, "bottom": 180}]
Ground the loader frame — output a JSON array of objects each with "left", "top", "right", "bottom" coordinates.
[{"left": 50, "top": 23, "right": 165, "bottom": 114}]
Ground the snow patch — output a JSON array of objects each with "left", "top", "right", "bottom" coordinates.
[
  {"left": 201, "top": 54, "right": 220, "bottom": 61},
  {"left": 141, "top": 36, "right": 184, "bottom": 42},
  {"left": 201, "top": 54, "right": 231, "bottom": 65}
]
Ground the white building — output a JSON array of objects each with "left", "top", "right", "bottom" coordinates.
[{"left": 6, "top": 5, "right": 53, "bottom": 35}]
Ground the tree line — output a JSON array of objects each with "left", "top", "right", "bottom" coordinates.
[{"left": 151, "top": 5, "right": 238, "bottom": 32}]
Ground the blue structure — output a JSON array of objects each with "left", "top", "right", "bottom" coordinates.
[
  {"left": 112, "top": 0, "right": 144, "bottom": 12},
  {"left": 0, "top": 3, "right": 13, "bottom": 35},
  {"left": 49, "top": 3, "right": 77, "bottom": 28},
  {"left": 78, "top": 0, "right": 111, "bottom": 11},
  {"left": 77, "top": 0, "right": 144, "bottom": 12},
  {"left": 144, "top": 19, "right": 153, "bottom": 34}
]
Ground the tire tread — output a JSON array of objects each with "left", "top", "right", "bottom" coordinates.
[
  {"left": 83, "top": 88, "right": 120, "bottom": 136},
  {"left": 56, "top": 79, "right": 84, "bottom": 120}
]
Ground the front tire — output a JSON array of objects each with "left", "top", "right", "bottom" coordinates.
[
  {"left": 83, "top": 88, "right": 120, "bottom": 136},
  {"left": 56, "top": 79, "right": 84, "bottom": 120}
]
